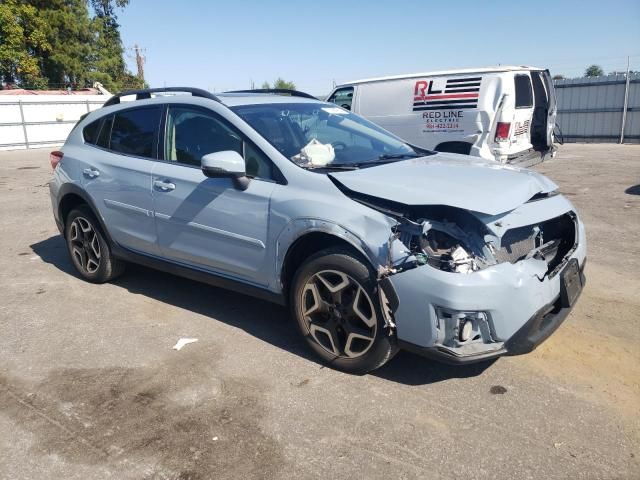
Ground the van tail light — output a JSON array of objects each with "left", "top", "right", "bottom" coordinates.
[
  {"left": 495, "top": 122, "right": 511, "bottom": 142},
  {"left": 50, "top": 151, "right": 63, "bottom": 170}
]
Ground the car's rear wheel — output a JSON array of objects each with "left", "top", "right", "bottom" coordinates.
[
  {"left": 65, "top": 206, "right": 124, "bottom": 283},
  {"left": 291, "top": 248, "right": 398, "bottom": 373}
]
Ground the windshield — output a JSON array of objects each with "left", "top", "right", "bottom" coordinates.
[{"left": 231, "top": 102, "right": 424, "bottom": 168}]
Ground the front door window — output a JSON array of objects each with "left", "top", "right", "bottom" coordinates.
[{"left": 328, "top": 87, "right": 354, "bottom": 111}]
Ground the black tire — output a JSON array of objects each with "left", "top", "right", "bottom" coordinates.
[
  {"left": 65, "top": 205, "right": 125, "bottom": 283},
  {"left": 290, "top": 248, "right": 398, "bottom": 374}
]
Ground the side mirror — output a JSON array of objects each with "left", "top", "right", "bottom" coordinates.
[{"left": 201, "top": 151, "right": 249, "bottom": 190}]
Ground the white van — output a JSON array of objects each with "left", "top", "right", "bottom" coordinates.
[{"left": 327, "top": 66, "right": 557, "bottom": 164}]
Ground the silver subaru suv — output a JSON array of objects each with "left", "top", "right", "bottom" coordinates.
[{"left": 49, "top": 87, "right": 586, "bottom": 373}]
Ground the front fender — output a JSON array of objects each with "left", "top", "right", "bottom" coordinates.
[{"left": 274, "top": 218, "right": 376, "bottom": 285}]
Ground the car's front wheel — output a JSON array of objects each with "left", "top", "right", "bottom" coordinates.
[
  {"left": 65, "top": 206, "right": 124, "bottom": 283},
  {"left": 291, "top": 248, "right": 398, "bottom": 373}
]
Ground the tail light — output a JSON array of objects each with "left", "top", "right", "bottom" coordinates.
[
  {"left": 50, "top": 151, "right": 63, "bottom": 170},
  {"left": 495, "top": 122, "right": 511, "bottom": 142}
]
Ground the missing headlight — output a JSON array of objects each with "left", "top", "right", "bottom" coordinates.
[
  {"left": 417, "top": 228, "right": 479, "bottom": 273},
  {"left": 395, "top": 216, "right": 488, "bottom": 273}
]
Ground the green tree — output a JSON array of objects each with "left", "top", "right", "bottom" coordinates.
[
  {"left": 584, "top": 65, "right": 604, "bottom": 77},
  {"left": 0, "top": 0, "right": 49, "bottom": 88},
  {"left": 260, "top": 78, "right": 297, "bottom": 90},
  {"left": 29, "top": 0, "right": 94, "bottom": 88},
  {"left": 1, "top": 0, "right": 140, "bottom": 91},
  {"left": 273, "top": 77, "right": 296, "bottom": 90},
  {"left": 88, "top": 0, "right": 142, "bottom": 91}
]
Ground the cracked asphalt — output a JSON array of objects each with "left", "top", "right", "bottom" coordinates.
[{"left": 0, "top": 144, "right": 638, "bottom": 479}]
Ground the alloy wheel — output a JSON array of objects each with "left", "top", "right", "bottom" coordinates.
[
  {"left": 69, "top": 216, "right": 101, "bottom": 274},
  {"left": 300, "top": 270, "right": 377, "bottom": 358}
]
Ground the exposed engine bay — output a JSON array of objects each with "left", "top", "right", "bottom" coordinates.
[
  {"left": 393, "top": 206, "right": 578, "bottom": 277},
  {"left": 333, "top": 184, "right": 579, "bottom": 278}
]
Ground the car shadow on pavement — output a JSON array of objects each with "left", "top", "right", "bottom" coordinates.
[
  {"left": 625, "top": 184, "right": 640, "bottom": 195},
  {"left": 373, "top": 351, "right": 494, "bottom": 386},
  {"left": 31, "top": 235, "right": 493, "bottom": 386}
]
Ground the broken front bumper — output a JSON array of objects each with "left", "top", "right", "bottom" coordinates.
[{"left": 387, "top": 220, "right": 587, "bottom": 365}]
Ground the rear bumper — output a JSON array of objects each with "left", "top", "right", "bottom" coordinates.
[
  {"left": 397, "top": 261, "right": 586, "bottom": 365},
  {"left": 493, "top": 146, "right": 553, "bottom": 167},
  {"left": 49, "top": 181, "right": 64, "bottom": 234}
]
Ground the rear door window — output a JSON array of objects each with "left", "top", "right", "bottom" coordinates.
[
  {"left": 514, "top": 75, "right": 533, "bottom": 108},
  {"left": 109, "top": 107, "right": 162, "bottom": 158}
]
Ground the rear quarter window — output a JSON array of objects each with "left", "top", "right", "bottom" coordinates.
[
  {"left": 109, "top": 107, "right": 162, "bottom": 158},
  {"left": 514, "top": 75, "right": 533, "bottom": 108},
  {"left": 82, "top": 119, "right": 102, "bottom": 144},
  {"left": 96, "top": 115, "right": 112, "bottom": 148}
]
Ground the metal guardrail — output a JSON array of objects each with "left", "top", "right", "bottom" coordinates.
[
  {"left": 0, "top": 98, "right": 105, "bottom": 149},
  {"left": 0, "top": 140, "right": 69, "bottom": 148}
]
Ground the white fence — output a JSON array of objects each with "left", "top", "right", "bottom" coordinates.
[{"left": 0, "top": 95, "right": 107, "bottom": 151}]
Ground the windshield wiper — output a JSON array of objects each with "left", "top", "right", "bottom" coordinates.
[
  {"left": 334, "top": 153, "right": 421, "bottom": 169},
  {"left": 378, "top": 153, "right": 422, "bottom": 160},
  {"left": 305, "top": 164, "right": 359, "bottom": 170},
  {"left": 304, "top": 153, "right": 421, "bottom": 171}
]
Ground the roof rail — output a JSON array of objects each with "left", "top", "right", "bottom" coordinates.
[
  {"left": 225, "top": 88, "right": 318, "bottom": 100},
  {"left": 103, "top": 87, "right": 221, "bottom": 107}
]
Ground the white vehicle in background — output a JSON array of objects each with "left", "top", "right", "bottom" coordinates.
[{"left": 327, "top": 66, "right": 558, "bottom": 164}]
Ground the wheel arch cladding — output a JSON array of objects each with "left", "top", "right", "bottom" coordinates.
[
  {"left": 59, "top": 193, "right": 89, "bottom": 229},
  {"left": 57, "top": 185, "right": 112, "bottom": 244},
  {"left": 279, "top": 230, "right": 371, "bottom": 296}
]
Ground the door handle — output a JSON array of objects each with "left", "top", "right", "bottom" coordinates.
[
  {"left": 83, "top": 168, "right": 100, "bottom": 178},
  {"left": 153, "top": 179, "right": 176, "bottom": 191}
]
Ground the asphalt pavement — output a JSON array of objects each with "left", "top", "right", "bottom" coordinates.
[{"left": 0, "top": 144, "right": 638, "bottom": 480}]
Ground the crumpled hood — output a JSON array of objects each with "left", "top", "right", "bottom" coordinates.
[{"left": 328, "top": 153, "right": 558, "bottom": 216}]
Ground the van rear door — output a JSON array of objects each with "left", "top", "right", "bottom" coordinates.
[
  {"left": 529, "top": 70, "right": 556, "bottom": 151},
  {"left": 542, "top": 69, "right": 557, "bottom": 147}
]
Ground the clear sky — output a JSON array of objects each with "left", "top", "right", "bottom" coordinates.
[{"left": 118, "top": 0, "right": 640, "bottom": 95}]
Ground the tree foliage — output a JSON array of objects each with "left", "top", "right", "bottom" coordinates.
[
  {"left": 584, "top": 65, "right": 604, "bottom": 77},
  {"left": 0, "top": 0, "right": 141, "bottom": 91},
  {"left": 260, "top": 78, "right": 297, "bottom": 90},
  {"left": 0, "top": 0, "right": 50, "bottom": 88}
]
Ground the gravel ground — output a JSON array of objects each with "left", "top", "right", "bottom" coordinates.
[{"left": 0, "top": 144, "right": 638, "bottom": 480}]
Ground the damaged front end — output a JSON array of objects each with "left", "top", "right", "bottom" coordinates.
[
  {"left": 347, "top": 184, "right": 579, "bottom": 281},
  {"left": 391, "top": 206, "right": 578, "bottom": 279},
  {"left": 336, "top": 183, "right": 584, "bottom": 363}
]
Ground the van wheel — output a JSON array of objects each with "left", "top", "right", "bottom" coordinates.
[
  {"left": 290, "top": 248, "right": 398, "bottom": 374},
  {"left": 65, "top": 206, "right": 124, "bottom": 283}
]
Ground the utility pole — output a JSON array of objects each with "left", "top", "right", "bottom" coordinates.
[
  {"left": 134, "top": 44, "right": 146, "bottom": 83},
  {"left": 126, "top": 45, "right": 146, "bottom": 87},
  {"left": 620, "top": 55, "right": 630, "bottom": 144}
]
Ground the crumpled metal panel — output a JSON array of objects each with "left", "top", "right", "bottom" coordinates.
[{"left": 329, "top": 153, "right": 558, "bottom": 216}]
